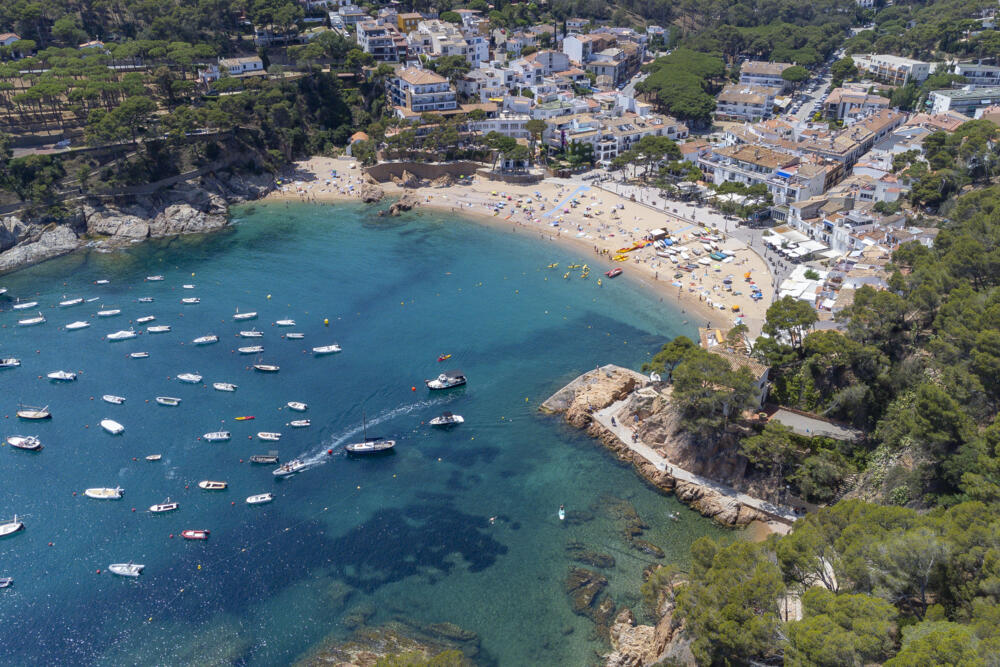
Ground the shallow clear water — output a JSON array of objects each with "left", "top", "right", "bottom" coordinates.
[{"left": 0, "top": 202, "right": 737, "bottom": 665}]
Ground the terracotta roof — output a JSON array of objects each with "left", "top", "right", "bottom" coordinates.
[
  {"left": 708, "top": 347, "right": 769, "bottom": 379},
  {"left": 396, "top": 67, "right": 448, "bottom": 85},
  {"left": 350, "top": 131, "right": 369, "bottom": 143}
]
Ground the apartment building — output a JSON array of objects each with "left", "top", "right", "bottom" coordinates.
[
  {"left": 739, "top": 61, "right": 793, "bottom": 91},
  {"left": 823, "top": 87, "right": 890, "bottom": 120},
  {"left": 390, "top": 67, "right": 458, "bottom": 116},
  {"left": 703, "top": 144, "right": 835, "bottom": 206},
  {"left": 716, "top": 84, "right": 780, "bottom": 121},
  {"left": 929, "top": 86, "right": 1000, "bottom": 115},
  {"left": 397, "top": 12, "right": 422, "bottom": 33},
  {"left": 952, "top": 62, "right": 1000, "bottom": 86},
  {"left": 852, "top": 54, "right": 931, "bottom": 85},
  {"left": 356, "top": 21, "right": 408, "bottom": 62},
  {"left": 409, "top": 19, "right": 487, "bottom": 66}
]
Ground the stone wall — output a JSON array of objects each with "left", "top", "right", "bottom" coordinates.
[
  {"left": 475, "top": 168, "right": 544, "bottom": 184},
  {"left": 364, "top": 161, "right": 482, "bottom": 183}
]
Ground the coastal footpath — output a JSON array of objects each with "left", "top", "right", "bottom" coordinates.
[{"left": 542, "top": 365, "right": 797, "bottom": 531}]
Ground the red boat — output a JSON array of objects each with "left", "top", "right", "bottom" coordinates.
[
  {"left": 605, "top": 268, "right": 623, "bottom": 278},
  {"left": 438, "top": 354, "right": 452, "bottom": 362},
  {"left": 181, "top": 529, "right": 210, "bottom": 540}
]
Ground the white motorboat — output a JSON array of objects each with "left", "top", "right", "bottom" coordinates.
[
  {"left": 47, "top": 370, "right": 77, "bottom": 381},
  {"left": 425, "top": 370, "right": 466, "bottom": 390},
  {"left": 192, "top": 335, "right": 218, "bottom": 345},
  {"left": 130, "top": 352, "right": 149, "bottom": 359},
  {"left": 137, "top": 297, "right": 154, "bottom": 303},
  {"left": 0, "top": 358, "right": 21, "bottom": 368},
  {"left": 106, "top": 329, "right": 137, "bottom": 341},
  {"left": 313, "top": 344, "right": 342, "bottom": 355},
  {"left": 0, "top": 287, "right": 5, "bottom": 295},
  {"left": 182, "top": 284, "right": 195, "bottom": 289},
  {"left": 85, "top": 487, "right": 123, "bottom": 500},
  {"left": 59, "top": 297, "right": 83, "bottom": 307},
  {"left": 203, "top": 431, "right": 231, "bottom": 442},
  {"left": 273, "top": 459, "right": 307, "bottom": 477},
  {"left": 12, "top": 300, "right": 38, "bottom": 310},
  {"left": 0, "top": 577, "right": 12, "bottom": 588},
  {"left": 18, "top": 312, "right": 45, "bottom": 326},
  {"left": 233, "top": 310, "right": 257, "bottom": 321},
  {"left": 149, "top": 499, "right": 177, "bottom": 513},
  {"left": 102, "top": 394, "right": 126, "bottom": 405},
  {"left": 239, "top": 329, "right": 263, "bottom": 338},
  {"left": 101, "top": 419, "right": 125, "bottom": 435},
  {"left": 97, "top": 308, "right": 121, "bottom": 317},
  {"left": 177, "top": 373, "right": 202, "bottom": 383},
  {"left": 246, "top": 493, "right": 273, "bottom": 505},
  {"left": 198, "top": 480, "right": 227, "bottom": 490},
  {"left": 108, "top": 563, "right": 143, "bottom": 577},
  {"left": 147, "top": 325, "right": 171, "bottom": 333},
  {"left": 275, "top": 319, "right": 295, "bottom": 327},
  {"left": 181, "top": 297, "right": 200, "bottom": 304},
  {"left": 429, "top": 412, "right": 464, "bottom": 426},
  {"left": 257, "top": 432, "right": 281, "bottom": 441},
  {"left": 135, "top": 315, "right": 155, "bottom": 324},
  {"left": 213, "top": 382, "right": 237, "bottom": 392},
  {"left": 95, "top": 279, "right": 110, "bottom": 285},
  {"left": 285, "top": 333, "right": 304, "bottom": 339},
  {"left": 288, "top": 419, "right": 310, "bottom": 428},
  {"left": 0, "top": 516, "right": 25, "bottom": 537},
  {"left": 155, "top": 396, "right": 181, "bottom": 406},
  {"left": 16, "top": 405, "right": 50, "bottom": 420},
  {"left": 6, "top": 435, "right": 42, "bottom": 451},
  {"left": 253, "top": 363, "right": 279, "bottom": 373},
  {"left": 286, "top": 402, "right": 307, "bottom": 412},
  {"left": 145, "top": 454, "right": 162, "bottom": 461},
  {"left": 238, "top": 346, "right": 263, "bottom": 354},
  {"left": 85, "top": 297, "right": 99, "bottom": 303},
  {"left": 65, "top": 321, "right": 90, "bottom": 330},
  {"left": 146, "top": 275, "right": 164, "bottom": 281}
]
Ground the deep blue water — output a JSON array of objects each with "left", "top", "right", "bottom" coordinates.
[{"left": 0, "top": 201, "right": 735, "bottom": 665}]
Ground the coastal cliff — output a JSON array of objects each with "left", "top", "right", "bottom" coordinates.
[{"left": 0, "top": 168, "right": 273, "bottom": 274}]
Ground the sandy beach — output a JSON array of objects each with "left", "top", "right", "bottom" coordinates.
[{"left": 264, "top": 156, "right": 775, "bottom": 338}]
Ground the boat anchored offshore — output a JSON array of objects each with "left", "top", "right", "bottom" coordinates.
[
  {"left": 130, "top": 352, "right": 149, "bottom": 359},
  {"left": 106, "top": 329, "right": 137, "bottom": 341},
  {"left": 238, "top": 346, "right": 263, "bottom": 354},
  {"left": 156, "top": 396, "right": 181, "bottom": 406},
  {"left": 147, "top": 325, "right": 171, "bottom": 334},
  {"left": 198, "top": 480, "right": 227, "bottom": 490},
  {"left": 108, "top": 563, "right": 143, "bottom": 577},
  {"left": 425, "top": 370, "right": 466, "bottom": 390},
  {"left": 59, "top": 297, "right": 83, "bottom": 307},
  {"left": 429, "top": 412, "right": 464, "bottom": 426},
  {"left": 137, "top": 297, "right": 154, "bottom": 303},
  {"left": 313, "top": 344, "right": 342, "bottom": 355},
  {"left": 275, "top": 319, "right": 295, "bottom": 327},
  {"left": 18, "top": 312, "right": 46, "bottom": 326},
  {"left": 246, "top": 493, "right": 273, "bottom": 505},
  {"left": 177, "top": 373, "right": 202, "bottom": 383},
  {"left": 273, "top": 459, "right": 307, "bottom": 477},
  {"left": 65, "top": 321, "right": 90, "bottom": 330},
  {"left": 0, "top": 577, "right": 11, "bottom": 588},
  {"left": 181, "top": 529, "right": 210, "bottom": 540},
  {"left": 135, "top": 316, "right": 155, "bottom": 324},
  {"left": 253, "top": 362, "right": 279, "bottom": 373},
  {"left": 285, "top": 333, "right": 304, "bottom": 340},
  {"left": 239, "top": 329, "right": 264, "bottom": 338},
  {"left": 149, "top": 499, "right": 178, "bottom": 513},
  {"left": 0, "top": 358, "right": 21, "bottom": 368},
  {"left": 96, "top": 308, "right": 121, "bottom": 317},
  {"left": 145, "top": 454, "right": 162, "bottom": 461},
  {"left": 193, "top": 335, "right": 218, "bottom": 345},
  {"left": 213, "top": 382, "right": 237, "bottom": 392},
  {"left": 203, "top": 431, "right": 230, "bottom": 442},
  {"left": 233, "top": 309, "right": 257, "bottom": 321},
  {"left": 0, "top": 516, "right": 24, "bottom": 538},
  {"left": 16, "top": 405, "right": 51, "bottom": 420},
  {"left": 12, "top": 300, "right": 38, "bottom": 310},
  {"left": 146, "top": 275, "right": 164, "bottom": 282},
  {"left": 287, "top": 419, "right": 310, "bottom": 428},
  {"left": 345, "top": 412, "right": 396, "bottom": 455},
  {"left": 102, "top": 395, "right": 126, "bottom": 405},
  {"left": 85, "top": 487, "right": 123, "bottom": 500},
  {"left": 101, "top": 419, "right": 125, "bottom": 435},
  {"left": 6, "top": 435, "right": 43, "bottom": 451},
  {"left": 249, "top": 453, "right": 279, "bottom": 463},
  {"left": 47, "top": 370, "right": 76, "bottom": 381},
  {"left": 181, "top": 297, "right": 200, "bottom": 304},
  {"left": 286, "top": 402, "right": 307, "bottom": 412}
]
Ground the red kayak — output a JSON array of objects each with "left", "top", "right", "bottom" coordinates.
[
  {"left": 605, "top": 268, "right": 623, "bottom": 278},
  {"left": 181, "top": 529, "right": 210, "bottom": 540}
]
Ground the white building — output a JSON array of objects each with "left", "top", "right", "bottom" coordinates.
[
  {"left": 952, "top": 62, "right": 1000, "bottom": 87},
  {"left": 390, "top": 67, "right": 457, "bottom": 116},
  {"left": 356, "top": 20, "right": 408, "bottom": 61},
  {"left": 929, "top": 86, "right": 1000, "bottom": 115},
  {"left": 852, "top": 54, "right": 931, "bottom": 85},
  {"left": 716, "top": 84, "right": 780, "bottom": 121},
  {"left": 739, "top": 61, "right": 793, "bottom": 91}
]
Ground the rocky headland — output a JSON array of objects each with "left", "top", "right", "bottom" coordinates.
[{"left": 0, "top": 168, "right": 273, "bottom": 274}]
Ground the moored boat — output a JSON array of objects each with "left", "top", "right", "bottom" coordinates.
[
  {"left": 145, "top": 275, "right": 164, "bottom": 281},
  {"left": 149, "top": 499, "right": 177, "bottom": 513},
  {"left": 425, "top": 370, "right": 466, "bottom": 390},
  {"left": 0, "top": 577, "right": 11, "bottom": 588},
  {"left": 47, "top": 370, "right": 76, "bottom": 381},
  {"left": 145, "top": 454, "right": 162, "bottom": 461},
  {"left": 137, "top": 297, "right": 154, "bottom": 303},
  {"left": 147, "top": 325, "right": 171, "bottom": 333},
  {"left": 285, "top": 332, "right": 304, "bottom": 339},
  {"left": 246, "top": 493, "right": 273, "bottom": 505},
  {"left": 101, "top": 419, "right": 125, "bottom": 435},
  {"left": 239, "top": 329, "right": 263, "bottom": 338},
  {"left": 95, "top": 279, "right": 110, "bottom": 285},
  {"left": 313, "top": 344, "right": 341, "bottom": 355},
  {"left": 198, "top": 480, "right": 227, "bottom": 490},
  {"left": 203, "top": 431, "right": 230, "bottom": 442},
  {"left": 287, "top": 419, "right": 310, "bottom": 428},
  {"left": 6, "top": 435, "right": 43, "bottom": 451},
  {"left": 177, "top": 373, "right": 202, "bottom": 383},
  {"left": 181, "top": 297, "right": 200, "bottom": 304},
  {"left": 108, "top": 563, "right": 143, "bottom": 577},
  {"left": 96, "top": 308, "right": 121, "bottom": 317},
  {"left": 212, "top": 382, "right": 237, "bottom": 392},
  {"left": 65, "top": 321, "right": 90, "bottom": 330},
  {"left": 130, "top": 352, "right": 149, "bottom": 359},
  {"left": 253, "top": 362, "right": 279, "bottom": 373},
  {"left": 155, "top": 396, "right": 181, "bottom": 406},
  {"left": 249, "top": 453, "right": 279, "bottom": 463},
  {"left": 102, "top": 394, "right": 126, "bottom": 405},
  {"left": 192, "top": 335, "right": 218, "bottom": 345},
  {"left": 275, "top": 319, "right": 295, "bottom": 327},
  {"left": 233, "top": 309, "right": 257, "bottom": 321},
  {"left": 0, "top": 358, "right": 20, "bottom": 368},
  {"left": 182, "top": 284, "right": 195, "bottom": 289},
  {"left": 238, "top": 345, "right": 263, "bottom": 354},
  {"left": 273, "top": 459, "right": 307, "bottom": 477},
  {"left": 286, "top": 402, "right": 307, "bottom": 412},
  {"left": 85, "top": 487, "right": 123, "bottom": 500},
  {"left": 135, "top": 316, "right": 155, "bottom": 324},
  {"left": 18, "top": 312, "right": 46, "bottom": 326},
  {"left": 181, "top": 529, "right": 210, "bottom": 540},
  {"left": 0, "top": 516, "right": 24, "bottom": 537},
  {"left": 429, "top": 412, "right": 464, "bottom": 426},
  {"left": 59, "top": 297, "right": 83, "bottom": 307},
  {"left": 12, "top": 300, "right": 38, "bottom": 310},
  {"left": 16, "top": 405, "right": 51, "bottom": 420},
  {"left": 257, "top": 432, "right": 281, "bottom": 441},
  {"left": 106, "top": 329, "right": 138, "bottom": 341}
]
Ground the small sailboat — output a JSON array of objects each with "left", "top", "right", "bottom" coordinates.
[
  {"left": 273, "top": 459, "right": 307, "bottom": 477},
  {"left": 96, "top": 308, "right": 121, "bottom": 317},
  {"left": 59, "top": 297, "right": 83, "bottom": 307},
  {"left": 275, "top": 319, "right": 295, "bottom": 327},
  {"left": 12, "top": 299, "right": 38, "bottom": 310},
  {"left": 345, "top": 411, "right": 396, "bottom": 455},
  {"left": 147, "top": 325, "right": 171, "bottom": 333},
  {"left": 177, "top": 373, "right": 202, "bottom": 383},
  {"left": 16, "top": 405, "right": 50, "bottom": 420},
  {"left": 149, "top": 499, "right": 178, "bottom": 513},
  {"left": 101, "top": 419, "right": 125, "bottom": 435},
  {"left": 238, "top": 345, "right": 263, "bottom": 354},
  {"left": 212, "top": 382, "right": 237, "bottom": 392},
  {"left": 0, "top": 515, "right": 24, "bottom": 538},
  {"left": 233, "top": 309, "right": 257, "bottom": 321},
  {"left": 102, "top": 395, "right": 126, "bottom": 405},
  {"left": 85, "top": 487, "right": 124, "bottom": 500},
  {"left": 246, "top": 492, "right": 273, "bottom": 505},
  {"left": 145, "top": 454, "right": 162, "bottom": 461},
  {"left": 6, "top": 435, "right": 42, "bottom": 451},
  {"left": 130, "top": 352, "right": 149, "bottom": 359},
  {"left": 65, "top": 321, "right": 90, "bottom": 330},
  {"left": 155, "top": 396, "right": 181, "bottom": 406},
  {"left": 313, "top": 344, "right": 341, "bottom": 355},
  {"left": 106, "top": 328, "right": 137, "bottom": 341},
  {"left": 428, "top": 412, "right": 464, "bottom": 426},
  {"left": 0, "top": 516, "right": 24, "bottom": 538},
  {"left": 181, "top": 297, "right": 200, "bottom": 304},
  {"left": 192, "top": 335, "right": 218, "bottom": 345},
  {"left": 108, "top": 563, "right": 143, "bottom": 577},
  {"left": 287, "top": 419, "right": 310, "bottom": 428},
  {"left": 239, "top": 329, "right": 263, "bottom": 338},
  {"left": 18, "top": 312, "right": 45, "bottom": 326},
  {"left": 181, "top": 529, "right": 210, "bottom": 540},
  {"left": 198, "top": 480, "right": 227, "bottom": 490},
  {"left": 256, "top": 433, "right": 281, "bottom": 442},
  {"left": 286, "top": 402, "right": 307, "bottom": 412},
  {"left": 0, "top": 358, "right": 21, "bottom": 368},
  {"left": 202, "top": 431, "right": 230, "bottom": 442},
  {"left": 47, "top": 370, "right": 76, "bottom": 381},
  {"left": 285, "top": 332, "right": 304, "bottom": 340}
]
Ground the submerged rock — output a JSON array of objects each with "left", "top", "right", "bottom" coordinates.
[
  {"left": 293, "top": 621, "right": 473, "bottom": 667},
  {"left": 629, "top": 539, "right": 665, "bottom": 559},
  {"left": 566, "top": 542, "right": 616, "bottom": 569},
  {"left": 566, "top": 567, "right": 608, "bottom": 614},
  {"left": 387, "top": 192, "right": 422, "bottom": 216}
]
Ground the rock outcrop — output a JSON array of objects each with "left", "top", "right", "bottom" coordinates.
[
  {"left": 386, "top": 191, "right": 422, "bottom": 216},
  {"left": 393, "top": 170, "right": 423, "bottom": 188},
  {"left": 566, "top": 567, "right": 617, "bottom": 633},
  {"left": 0, "top": 225, "right": 80, "bottom": 273},
  {"left": 430, "top": 174, "right": 454, "bottom": 188},
  {"left": 358, "top": 182, "right": 384, "bottom": 203},
  {"left": 294, "top": 621, "right": 475, "bottom": 667},
  {"left": 605, "top": 602, "right": 695, "bottom": 667},
  {"left": 540, "top": 365, "right": 646, "bottom": 428},
  {"left": 0, "top": 215, "right": 33, "bottom": 251}
]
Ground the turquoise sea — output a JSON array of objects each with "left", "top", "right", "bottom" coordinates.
[{"left": 0, "top": 201, "right": 737, "bottom": 665}]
